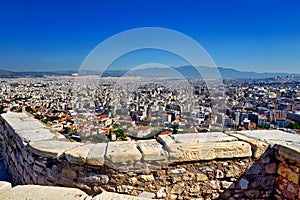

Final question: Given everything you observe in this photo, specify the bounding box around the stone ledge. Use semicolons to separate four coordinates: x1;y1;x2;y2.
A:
65;144;96;165
86;143;107;166
0;182;153;200
94;191;156;200
0;181;11;194
0;183;89;200
28;140;81;159
105;141;142;163
137;139;168;161
3;112;300;171
228;132;269;159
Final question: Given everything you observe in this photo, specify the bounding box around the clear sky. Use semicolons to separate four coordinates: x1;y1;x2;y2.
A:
0;0;299;73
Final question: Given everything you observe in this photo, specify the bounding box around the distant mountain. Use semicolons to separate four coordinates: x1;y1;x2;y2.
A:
217;67;300;79
0;67;299;79
0;70;76;78
100;66;300;79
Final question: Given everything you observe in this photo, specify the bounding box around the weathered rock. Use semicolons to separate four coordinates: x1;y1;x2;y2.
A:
94;191;152;200
158;133;252;162
278;144;300;163
199;166;213;173
261;176;275;189
215;169;224;179
65;144;95;165
0;184;89;200
106;141;142;163
239;178;249;189
171;182;185;195
277;163;299;184
0;181;11;194
78;174;109;185
226;165;241;177
182;172;194;181
245;163;262;175
196;173;209;181
228;132;269;158
137;139;168;161
28;140;80;159
189;184;200;193
129;177;138;186
156;187;167;198
139;175;154;182
116;185;134;194
221;181;234;189
86;143;107;166
138;191;155;198
207;180;219;190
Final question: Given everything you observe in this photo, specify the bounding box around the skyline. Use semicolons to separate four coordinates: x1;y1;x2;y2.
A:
0;0;300;73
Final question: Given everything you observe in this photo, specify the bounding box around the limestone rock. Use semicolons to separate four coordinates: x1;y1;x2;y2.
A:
65;144;95;165
94;191;152;200
137;139;168;161
196;173;208;181
138;191;155;198
228;132;269;158
106;141;142;163
0;181;11;194
159;133;252;162
0;184;89;200
28;140;80;159
226;165;241;177
156;187;167;198
171;182;185;195
139;175;154;182
86;143;107;166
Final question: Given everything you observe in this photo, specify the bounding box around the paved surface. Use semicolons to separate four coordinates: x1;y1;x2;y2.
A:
237;130;300;144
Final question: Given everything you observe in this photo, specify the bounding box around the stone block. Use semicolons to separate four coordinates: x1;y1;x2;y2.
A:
228;132;269;158
28;140;80;159
137;139;168;161
159;133;252;162
0;184;89;200
105;141;142;163
239;178;249;189
93;191;151;200
65;144;95;165
86;143;107;166
78;174;109;185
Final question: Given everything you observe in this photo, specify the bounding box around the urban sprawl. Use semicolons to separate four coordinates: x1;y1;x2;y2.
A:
0;75;300;143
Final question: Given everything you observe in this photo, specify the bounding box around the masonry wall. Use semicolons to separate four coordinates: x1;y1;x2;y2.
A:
0;112;299;200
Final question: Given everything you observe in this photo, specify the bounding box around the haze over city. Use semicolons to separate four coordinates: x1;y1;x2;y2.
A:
0;0;300;73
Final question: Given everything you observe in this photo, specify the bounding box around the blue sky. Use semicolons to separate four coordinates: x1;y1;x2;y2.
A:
0;0;299;73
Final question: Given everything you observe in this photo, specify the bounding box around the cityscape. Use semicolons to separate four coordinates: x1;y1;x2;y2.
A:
0;74;300;144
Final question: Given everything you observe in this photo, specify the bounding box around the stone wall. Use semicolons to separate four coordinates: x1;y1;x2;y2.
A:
0;112;300;199
274;144;300;200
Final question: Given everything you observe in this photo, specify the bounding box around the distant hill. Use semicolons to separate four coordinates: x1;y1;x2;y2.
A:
0;70;76;78
0;66;299;79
